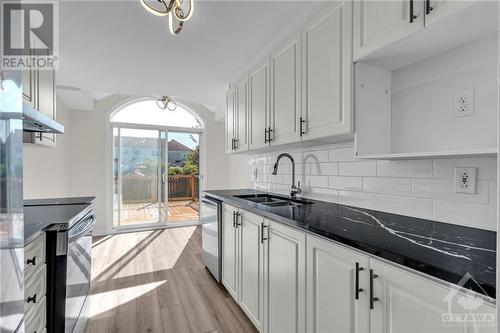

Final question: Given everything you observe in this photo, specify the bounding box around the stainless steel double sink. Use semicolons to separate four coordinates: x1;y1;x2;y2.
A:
234;194;313;207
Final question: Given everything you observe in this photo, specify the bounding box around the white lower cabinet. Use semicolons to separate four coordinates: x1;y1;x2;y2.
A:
265;219;306;333
222;203;239;300
370;259;496;333
240;210;265;331
222;207;496;333
306;235;369;333
222;204;266;331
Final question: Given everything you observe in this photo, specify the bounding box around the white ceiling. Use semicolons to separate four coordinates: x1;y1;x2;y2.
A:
57;0;332;119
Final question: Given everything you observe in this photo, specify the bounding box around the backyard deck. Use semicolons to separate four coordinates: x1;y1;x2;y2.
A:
115;200;199;225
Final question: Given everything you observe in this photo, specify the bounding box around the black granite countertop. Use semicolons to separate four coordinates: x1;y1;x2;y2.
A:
23;197;95;245
204;189;496;299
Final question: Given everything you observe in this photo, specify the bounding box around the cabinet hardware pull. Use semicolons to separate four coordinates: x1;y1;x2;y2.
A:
26;256;36;266
425;0;433;14
260;223;269;243
231;138;234;150
27;294;37;304
355;262;364;300
232;211;237;228
268;127;273;142
235;212;242;227
234;138;238;150
264;128;268;143
409;0;418;23
369;269;380;309
299;117;306;137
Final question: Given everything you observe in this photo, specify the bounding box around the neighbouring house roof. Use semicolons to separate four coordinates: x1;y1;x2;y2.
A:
168;139;192;152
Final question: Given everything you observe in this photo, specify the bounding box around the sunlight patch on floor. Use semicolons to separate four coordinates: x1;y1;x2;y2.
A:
88;280;166;317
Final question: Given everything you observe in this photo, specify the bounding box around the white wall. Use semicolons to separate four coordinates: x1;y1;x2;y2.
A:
248;142;497;231
23;98;73;199
23;95;232;235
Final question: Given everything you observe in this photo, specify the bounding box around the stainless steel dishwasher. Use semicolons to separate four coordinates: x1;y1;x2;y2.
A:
200;195;222;282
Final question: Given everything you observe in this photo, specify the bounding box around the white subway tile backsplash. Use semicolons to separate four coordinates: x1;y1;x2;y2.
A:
303;150;329;163
376;160;433;178
489;181;497;205
434;157;497;180
303;187;339;203
329;147;356;162
247;141;497;231
339;161;376;176
363;177;412;196
329;176;363;191
377;195;433;219
309;162;339;176
413;179;489;204
433;200;496;230
305;175;329;189
339;191;377;210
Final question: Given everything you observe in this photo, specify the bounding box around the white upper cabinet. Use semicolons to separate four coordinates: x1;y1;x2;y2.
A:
235;79;249;152
306;235;370;333
270;35;302;146
370;259;496;333
225;89;236;154
424;0;475;27
248;62;270;150
353;0;425;61
302;1;353;141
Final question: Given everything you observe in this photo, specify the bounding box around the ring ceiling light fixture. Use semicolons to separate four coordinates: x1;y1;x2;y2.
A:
141;0;193;35
156;96;178;111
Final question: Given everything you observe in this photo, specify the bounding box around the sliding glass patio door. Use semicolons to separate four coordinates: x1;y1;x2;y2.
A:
113;127;200;228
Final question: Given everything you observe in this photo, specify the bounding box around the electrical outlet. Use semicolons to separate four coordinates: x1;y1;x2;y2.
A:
454;167;477;194
454;89;474;118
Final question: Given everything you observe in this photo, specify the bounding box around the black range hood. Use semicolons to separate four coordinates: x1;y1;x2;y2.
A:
23;105;64;134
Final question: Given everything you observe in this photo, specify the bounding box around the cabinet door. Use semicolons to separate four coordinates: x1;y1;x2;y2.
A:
225;89;236;154
235;80;248;152
265;219;305;333
424;0;475;27
270;35;301;146
222;204;239;300
239;210;265;331
370;259;497;333
302;1;353;141
306;235;370;333
249;62;270;150
22;65;36;110
353;0;424;61
36;58;56;146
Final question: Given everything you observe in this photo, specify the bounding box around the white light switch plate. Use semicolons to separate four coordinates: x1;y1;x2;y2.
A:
454;167;477;194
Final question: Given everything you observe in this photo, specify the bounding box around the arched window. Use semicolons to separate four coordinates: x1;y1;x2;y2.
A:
111;99;203;128
110;98;204;230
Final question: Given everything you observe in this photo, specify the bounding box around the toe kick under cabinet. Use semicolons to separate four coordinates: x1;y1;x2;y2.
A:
221;203;496;333
24;233;47;333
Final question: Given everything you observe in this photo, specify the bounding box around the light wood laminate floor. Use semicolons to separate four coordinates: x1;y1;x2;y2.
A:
85;226;257;333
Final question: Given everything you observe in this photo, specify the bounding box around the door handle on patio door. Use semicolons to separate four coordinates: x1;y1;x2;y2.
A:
162;172;167;183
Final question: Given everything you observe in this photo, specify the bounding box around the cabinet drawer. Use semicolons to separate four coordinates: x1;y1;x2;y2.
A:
24;234;45;280
25;296;46;333
25;264;46;316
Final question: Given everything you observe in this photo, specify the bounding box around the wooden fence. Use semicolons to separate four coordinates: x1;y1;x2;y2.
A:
120;174;199;203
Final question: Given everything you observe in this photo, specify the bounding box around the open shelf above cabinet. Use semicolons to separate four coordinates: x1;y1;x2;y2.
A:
354;1;498;160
